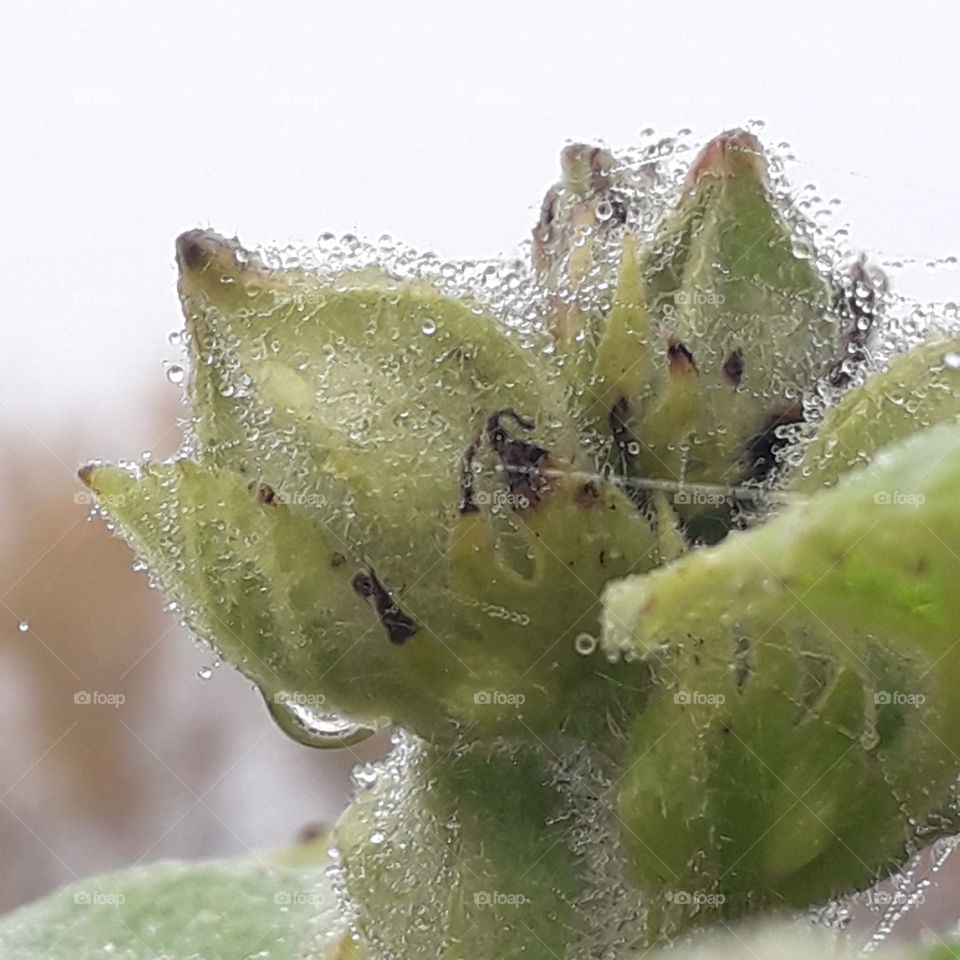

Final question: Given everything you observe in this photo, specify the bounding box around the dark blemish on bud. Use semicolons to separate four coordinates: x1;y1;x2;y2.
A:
351;571;375;598
598;551;607;566
574;480;602;508
733;636;751;692
721;724;731;735
667;338;698;374
745;404;804;483
330;552;346;569
723;348;744;387
352;569;418;645
915;557;929;575
252;482;277;505
458;439;481;515
486;409;550;507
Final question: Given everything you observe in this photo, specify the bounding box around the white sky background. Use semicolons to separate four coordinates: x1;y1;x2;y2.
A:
1;0;959;444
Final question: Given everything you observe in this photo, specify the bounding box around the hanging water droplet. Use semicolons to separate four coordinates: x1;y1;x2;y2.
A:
166;364;185;385
17;620;29;633
197;665;213;680
262;690;379;748
369;831;386;845
574;632;598;656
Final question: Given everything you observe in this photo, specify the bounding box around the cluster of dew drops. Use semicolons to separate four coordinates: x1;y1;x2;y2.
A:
65;124;960;949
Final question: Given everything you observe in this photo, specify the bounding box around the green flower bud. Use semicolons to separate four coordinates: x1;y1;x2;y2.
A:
532;144;628;389
83;231;660;744
605;132;839;539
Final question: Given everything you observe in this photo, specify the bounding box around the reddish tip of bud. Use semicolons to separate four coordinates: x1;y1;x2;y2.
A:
176;230;216;272
77;465;95;487
687;130;766;187
175;230;253;276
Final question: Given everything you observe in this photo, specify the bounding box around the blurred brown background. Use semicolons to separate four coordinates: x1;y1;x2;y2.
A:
0;389;387;912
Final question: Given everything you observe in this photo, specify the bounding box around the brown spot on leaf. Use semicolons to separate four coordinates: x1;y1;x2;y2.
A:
352;569;418;645
330;552;346;569
458;439;481;515
486;409;550;507
723;348;744;387
574;480;602;508
667;338;699;375
254;482;277;505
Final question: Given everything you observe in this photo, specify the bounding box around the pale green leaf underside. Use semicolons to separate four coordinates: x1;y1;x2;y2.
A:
0;852;347;960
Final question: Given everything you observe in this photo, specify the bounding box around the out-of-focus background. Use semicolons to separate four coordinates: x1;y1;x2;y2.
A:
2;0;959;930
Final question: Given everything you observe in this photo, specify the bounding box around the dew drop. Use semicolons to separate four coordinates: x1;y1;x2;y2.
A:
263;690;379;748
17;620;29;633
166;364;185;385
942;352;960;370
595;200;614;222
197;665;213;681
575;633;599;656
420;319;437;337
